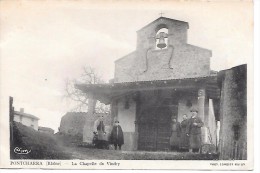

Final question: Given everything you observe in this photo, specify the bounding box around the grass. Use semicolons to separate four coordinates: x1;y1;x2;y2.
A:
11;122;71;160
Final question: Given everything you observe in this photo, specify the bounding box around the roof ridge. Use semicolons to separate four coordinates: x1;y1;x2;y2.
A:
14;111;39;120
137;17;188;32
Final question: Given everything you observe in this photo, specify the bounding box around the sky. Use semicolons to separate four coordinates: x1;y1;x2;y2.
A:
0;0;253;132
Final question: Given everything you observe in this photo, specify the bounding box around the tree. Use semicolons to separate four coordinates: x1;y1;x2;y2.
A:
64;66;110;113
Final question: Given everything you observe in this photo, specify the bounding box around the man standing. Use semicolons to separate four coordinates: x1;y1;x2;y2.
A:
187;108;204;153
110;120;124;150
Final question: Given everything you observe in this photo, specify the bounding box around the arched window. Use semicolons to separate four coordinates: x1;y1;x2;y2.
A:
155;27;168;50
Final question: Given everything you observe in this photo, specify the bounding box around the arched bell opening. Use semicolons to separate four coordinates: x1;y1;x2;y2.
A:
155;27;168;50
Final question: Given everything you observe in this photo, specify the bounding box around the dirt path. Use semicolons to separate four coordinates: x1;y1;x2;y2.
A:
63;146;218;160
64;146;124;160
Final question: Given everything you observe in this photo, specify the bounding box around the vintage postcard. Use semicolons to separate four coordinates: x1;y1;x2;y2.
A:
0;0;254;170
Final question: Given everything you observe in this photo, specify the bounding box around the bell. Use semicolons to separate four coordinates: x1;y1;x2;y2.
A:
156;32;167;49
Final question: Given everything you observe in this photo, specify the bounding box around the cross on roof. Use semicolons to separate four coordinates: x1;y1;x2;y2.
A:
159;11;164;17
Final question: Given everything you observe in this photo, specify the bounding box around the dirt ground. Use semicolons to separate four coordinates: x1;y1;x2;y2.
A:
11;122;218;160
64;146;219;160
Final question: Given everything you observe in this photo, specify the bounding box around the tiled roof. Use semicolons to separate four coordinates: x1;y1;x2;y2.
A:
76;74;220;102
76;75;218;89
38;126;54;131
14;111;40;120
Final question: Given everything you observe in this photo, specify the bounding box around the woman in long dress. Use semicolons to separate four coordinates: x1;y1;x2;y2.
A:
93;115;108;149
179;114;190;152
110;120;124;150
170;118;181;151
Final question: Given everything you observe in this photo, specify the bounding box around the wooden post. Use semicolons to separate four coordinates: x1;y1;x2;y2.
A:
9;96;14;156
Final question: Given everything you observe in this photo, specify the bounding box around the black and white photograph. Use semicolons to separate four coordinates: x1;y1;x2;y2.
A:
0;0;254;170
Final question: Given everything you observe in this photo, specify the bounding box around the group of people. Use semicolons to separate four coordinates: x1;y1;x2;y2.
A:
93;115;124;150
170;108;204;153
93;108;203;152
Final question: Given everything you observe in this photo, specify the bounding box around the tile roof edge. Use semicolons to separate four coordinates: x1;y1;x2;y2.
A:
78;75;218;86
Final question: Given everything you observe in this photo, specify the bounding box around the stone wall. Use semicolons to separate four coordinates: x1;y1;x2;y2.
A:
60;112;111;138
218;64;247;160
59;112;86;136
114;52;138;82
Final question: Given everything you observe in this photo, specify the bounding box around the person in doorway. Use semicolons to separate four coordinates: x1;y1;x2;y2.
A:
186;108;204;153
170;117;181;151
110;120;124;150
179;114;190;152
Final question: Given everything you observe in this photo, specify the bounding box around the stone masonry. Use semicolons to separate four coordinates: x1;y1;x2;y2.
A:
114;17;212;83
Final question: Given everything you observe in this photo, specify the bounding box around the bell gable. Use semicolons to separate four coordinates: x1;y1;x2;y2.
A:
114;17;212;83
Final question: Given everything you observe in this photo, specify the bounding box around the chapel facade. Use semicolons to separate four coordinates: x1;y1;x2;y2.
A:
77;17;220;151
